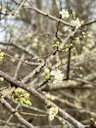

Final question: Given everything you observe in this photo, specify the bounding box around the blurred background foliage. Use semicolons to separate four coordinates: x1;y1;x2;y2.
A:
0;0;96;127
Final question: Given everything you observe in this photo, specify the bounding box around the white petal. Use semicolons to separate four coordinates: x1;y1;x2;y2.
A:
50;70;56;76
48;115;54;121
53;80;57;84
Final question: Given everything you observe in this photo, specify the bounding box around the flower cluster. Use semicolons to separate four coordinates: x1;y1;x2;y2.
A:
44;68;64;85
44;68;51;80
50;70;64;85
59;9;84;31
82;31;92;38
10;88;32;106
59;9;69;19
48;106;58;121
74;37;80;44
71;18;82;29
52;41;60;48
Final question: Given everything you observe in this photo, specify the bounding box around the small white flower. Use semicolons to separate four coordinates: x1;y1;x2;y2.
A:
48;114;54;121
59;9;69;19
51;70;64;85
32;38;38;47
71;18;81;29
63;26;69;32
45;93;55;100
44;68;50;74
48;107;58;121
50;70;55;76
34;38;38;43
0;77;4;82
44;68;51;80
87;31;92;38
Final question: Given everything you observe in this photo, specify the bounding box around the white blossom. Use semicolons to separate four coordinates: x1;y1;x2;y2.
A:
51;70;64;85
71;18;81;29
48;107;58;121
63;26;69;32
44;68;51;80
87;31;92;38
0;77;4;81
59;9;69;19
44;68;50;74
45;93;55;100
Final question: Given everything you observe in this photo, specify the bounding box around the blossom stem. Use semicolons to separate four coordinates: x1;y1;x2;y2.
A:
66;48;71;80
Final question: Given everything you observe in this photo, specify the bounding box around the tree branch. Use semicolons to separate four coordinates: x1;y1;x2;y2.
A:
0;98;34;128
0;70;85;128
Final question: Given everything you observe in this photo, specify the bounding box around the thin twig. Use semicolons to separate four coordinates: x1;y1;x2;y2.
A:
0;98;34;128
66;48;71;80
